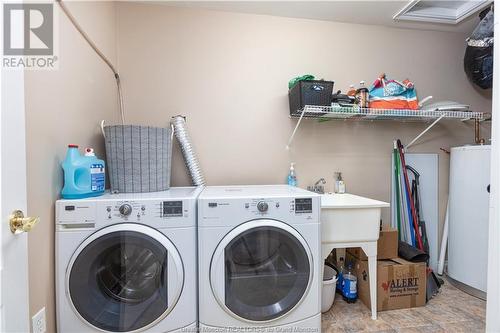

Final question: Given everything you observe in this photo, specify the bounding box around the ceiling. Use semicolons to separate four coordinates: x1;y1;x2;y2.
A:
147;1;484;33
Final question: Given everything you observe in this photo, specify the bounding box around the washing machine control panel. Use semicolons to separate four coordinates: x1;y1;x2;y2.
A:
104;200;187;222
162;201;183;217
294;198;313;214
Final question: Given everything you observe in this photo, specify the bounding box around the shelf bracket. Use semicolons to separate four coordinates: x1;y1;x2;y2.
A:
286;109;306;150
475;118;486;144
406;114;445;150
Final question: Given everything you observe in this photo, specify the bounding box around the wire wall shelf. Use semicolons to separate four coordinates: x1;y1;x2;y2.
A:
290;105;488;122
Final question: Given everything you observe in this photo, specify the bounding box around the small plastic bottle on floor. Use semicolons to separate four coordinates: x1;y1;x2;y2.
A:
342;263;358;303
336;257;345;292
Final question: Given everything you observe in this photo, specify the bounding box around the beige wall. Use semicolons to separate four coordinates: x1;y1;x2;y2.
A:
23;2;492;332
116;3;491;224
25;2;119;332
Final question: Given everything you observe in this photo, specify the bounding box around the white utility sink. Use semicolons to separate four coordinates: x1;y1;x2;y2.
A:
321;193;390;243
320;193;389;320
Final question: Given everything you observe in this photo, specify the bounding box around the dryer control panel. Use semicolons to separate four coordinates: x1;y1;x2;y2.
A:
201;195;320;226
237;198;314;215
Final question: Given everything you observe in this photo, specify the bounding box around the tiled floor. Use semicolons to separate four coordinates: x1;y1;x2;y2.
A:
321;280;486;332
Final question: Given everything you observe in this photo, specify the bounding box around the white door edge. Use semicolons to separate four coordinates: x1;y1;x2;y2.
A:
1;49;30;332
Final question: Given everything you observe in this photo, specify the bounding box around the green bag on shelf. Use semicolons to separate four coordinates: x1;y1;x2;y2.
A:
288;74;315;89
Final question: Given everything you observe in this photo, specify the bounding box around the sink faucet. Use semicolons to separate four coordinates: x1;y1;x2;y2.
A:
315;178;326;186
308;178;326;194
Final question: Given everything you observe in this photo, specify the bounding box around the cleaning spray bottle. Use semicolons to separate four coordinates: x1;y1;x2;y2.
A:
287;162;297;186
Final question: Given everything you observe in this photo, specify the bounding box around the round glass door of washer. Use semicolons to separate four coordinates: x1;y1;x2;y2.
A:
210;220;312;322
67;223;183;332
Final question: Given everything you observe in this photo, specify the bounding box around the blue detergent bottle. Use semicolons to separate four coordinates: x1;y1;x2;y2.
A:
61;145;105;199
342;263;358;303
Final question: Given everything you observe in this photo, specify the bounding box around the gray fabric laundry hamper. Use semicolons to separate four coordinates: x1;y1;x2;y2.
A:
104;125;172;193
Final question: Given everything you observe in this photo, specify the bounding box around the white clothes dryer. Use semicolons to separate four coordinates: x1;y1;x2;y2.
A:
198;185;321;332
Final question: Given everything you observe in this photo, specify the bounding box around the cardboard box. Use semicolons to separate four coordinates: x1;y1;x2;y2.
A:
347;252;426;311
347;225;398;260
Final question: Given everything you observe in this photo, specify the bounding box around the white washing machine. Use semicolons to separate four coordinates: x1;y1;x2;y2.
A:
198;185;321;332
55;187;202;333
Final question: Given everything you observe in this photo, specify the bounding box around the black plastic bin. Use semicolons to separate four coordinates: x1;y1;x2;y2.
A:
288;80;334;115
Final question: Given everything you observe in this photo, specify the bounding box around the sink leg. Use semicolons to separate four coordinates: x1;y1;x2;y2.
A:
360;242;378;320
368;254;377;320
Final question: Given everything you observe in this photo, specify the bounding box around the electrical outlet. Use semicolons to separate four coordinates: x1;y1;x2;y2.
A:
32;307;46;333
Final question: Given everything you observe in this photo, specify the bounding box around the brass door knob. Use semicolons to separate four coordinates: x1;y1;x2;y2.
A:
9;210;39;234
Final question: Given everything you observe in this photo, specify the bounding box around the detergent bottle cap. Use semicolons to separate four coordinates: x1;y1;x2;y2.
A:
84;148;95;156
68;144;79;148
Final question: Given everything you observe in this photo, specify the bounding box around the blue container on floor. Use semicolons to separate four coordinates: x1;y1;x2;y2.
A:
61;145;105;199
341;264;358;303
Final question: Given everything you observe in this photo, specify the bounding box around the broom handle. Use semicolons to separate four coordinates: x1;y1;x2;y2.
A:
398;140;424;250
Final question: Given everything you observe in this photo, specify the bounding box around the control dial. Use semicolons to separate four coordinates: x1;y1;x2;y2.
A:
119;203;133;216
257;201;269;213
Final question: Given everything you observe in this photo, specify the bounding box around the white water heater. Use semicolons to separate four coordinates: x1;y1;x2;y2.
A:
448;145;490;298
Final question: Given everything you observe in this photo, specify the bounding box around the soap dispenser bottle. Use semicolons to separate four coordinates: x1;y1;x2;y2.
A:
334;172;346;194
287;162;297;186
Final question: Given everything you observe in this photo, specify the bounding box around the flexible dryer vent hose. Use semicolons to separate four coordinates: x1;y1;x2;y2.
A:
171;116;206;186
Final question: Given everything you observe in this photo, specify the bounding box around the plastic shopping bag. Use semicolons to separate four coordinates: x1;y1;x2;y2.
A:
369;75;418;110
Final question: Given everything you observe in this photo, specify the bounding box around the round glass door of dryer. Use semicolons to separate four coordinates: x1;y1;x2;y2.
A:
67;224;183;332
210;220;312;322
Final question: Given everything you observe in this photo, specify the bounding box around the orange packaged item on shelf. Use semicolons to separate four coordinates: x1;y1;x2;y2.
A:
369;74;418;110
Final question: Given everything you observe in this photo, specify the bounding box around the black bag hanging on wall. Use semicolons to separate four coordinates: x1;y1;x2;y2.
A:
464;7;494;89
